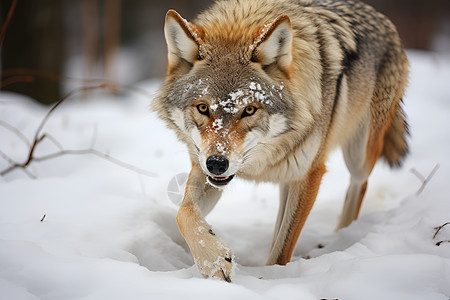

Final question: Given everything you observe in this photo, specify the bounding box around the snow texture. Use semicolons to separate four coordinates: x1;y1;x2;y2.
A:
1;51;450;300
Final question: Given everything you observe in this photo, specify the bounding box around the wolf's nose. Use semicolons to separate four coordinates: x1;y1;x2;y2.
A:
206;155;229;175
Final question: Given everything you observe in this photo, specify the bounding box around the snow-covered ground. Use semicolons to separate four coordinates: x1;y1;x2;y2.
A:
1;51;449;300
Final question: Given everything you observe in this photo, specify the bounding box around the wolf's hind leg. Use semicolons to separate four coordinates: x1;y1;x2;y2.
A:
337;48;408;230
337;112;372;230
337;106;395;230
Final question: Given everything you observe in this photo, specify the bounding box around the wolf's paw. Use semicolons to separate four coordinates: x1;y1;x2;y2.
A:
192;238;234;282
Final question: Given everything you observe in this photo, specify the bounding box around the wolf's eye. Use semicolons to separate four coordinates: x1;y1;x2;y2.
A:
241;105;257;118
197;103;210;116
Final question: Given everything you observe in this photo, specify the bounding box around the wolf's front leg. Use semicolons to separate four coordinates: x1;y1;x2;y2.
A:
176;163;234;282
267;162;326;265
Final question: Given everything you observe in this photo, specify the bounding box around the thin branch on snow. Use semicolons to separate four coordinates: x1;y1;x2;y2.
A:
435;240;450;246
0;150;14;165
433;222;450;239
2;85;106;176
433;222;450;246
410;169;425;182
44;133;64;151
33;148;156;178
0;83;156;179
0;120;32;147
410;164;440;195
0;149;39;178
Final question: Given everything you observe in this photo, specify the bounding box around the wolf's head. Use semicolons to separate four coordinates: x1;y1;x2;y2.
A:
153;9;308;187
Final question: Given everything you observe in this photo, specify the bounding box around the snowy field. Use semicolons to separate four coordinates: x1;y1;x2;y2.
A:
1;51;450;300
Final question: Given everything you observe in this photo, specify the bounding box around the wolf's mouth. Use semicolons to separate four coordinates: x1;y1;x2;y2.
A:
207;175;235;186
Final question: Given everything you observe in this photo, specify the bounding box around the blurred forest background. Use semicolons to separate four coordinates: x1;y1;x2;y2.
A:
1;0;449;104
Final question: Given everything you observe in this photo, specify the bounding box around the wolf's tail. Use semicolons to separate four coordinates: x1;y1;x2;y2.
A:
381;102;409;168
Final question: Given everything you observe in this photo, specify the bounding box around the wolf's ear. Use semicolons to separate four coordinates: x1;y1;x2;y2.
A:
250;15;293;76
164;10;204;71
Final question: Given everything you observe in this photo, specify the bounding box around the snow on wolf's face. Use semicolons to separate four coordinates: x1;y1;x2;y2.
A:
169;75;289;187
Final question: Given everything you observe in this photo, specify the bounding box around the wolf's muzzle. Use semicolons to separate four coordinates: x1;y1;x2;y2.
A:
207;174;235;186
206;155;229;175
206;155;235;187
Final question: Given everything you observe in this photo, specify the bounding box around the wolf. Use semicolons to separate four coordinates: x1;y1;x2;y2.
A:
153;0;409;282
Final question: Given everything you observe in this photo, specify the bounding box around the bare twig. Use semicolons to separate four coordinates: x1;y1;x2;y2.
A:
410;164;440;195
43;133;64;151
1;83;157;178
35;85;106;140
0;149;37;178
433;222;450;239
0;0;18;46
0;149;16;165
433;222;450;246
410;168;425;182
33;149;156;178
0;120;31;147
21;168;37;179
40;214;46;222
435;240;450;246
0;85;106;176
3;163;37;179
